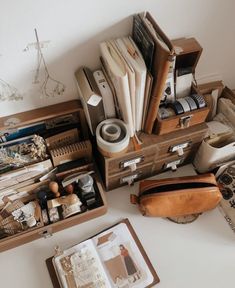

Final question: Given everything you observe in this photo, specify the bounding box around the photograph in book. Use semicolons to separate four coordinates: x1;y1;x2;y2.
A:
92;223;154;288
51;220;158;288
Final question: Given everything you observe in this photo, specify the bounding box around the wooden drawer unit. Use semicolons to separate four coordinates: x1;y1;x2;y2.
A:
105;150;195;191
154;38;209;135
97;123;208;190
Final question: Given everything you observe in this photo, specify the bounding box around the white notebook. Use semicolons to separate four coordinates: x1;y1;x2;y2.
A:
100;41;135;137
93;70;116;119
111;39;136;130
116;37;147;131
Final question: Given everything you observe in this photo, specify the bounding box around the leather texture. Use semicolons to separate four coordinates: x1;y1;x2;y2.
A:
131;173;222;217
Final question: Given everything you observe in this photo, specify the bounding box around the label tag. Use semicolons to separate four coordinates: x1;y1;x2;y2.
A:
87;95;102;106
164;159;184;170
170;142;191;153
120;173;141;184
120;156;144;169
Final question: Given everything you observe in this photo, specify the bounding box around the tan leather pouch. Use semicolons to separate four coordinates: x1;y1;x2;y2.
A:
130;173;222;217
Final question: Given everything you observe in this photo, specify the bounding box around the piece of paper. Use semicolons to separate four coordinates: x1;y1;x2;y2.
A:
176;73;192;98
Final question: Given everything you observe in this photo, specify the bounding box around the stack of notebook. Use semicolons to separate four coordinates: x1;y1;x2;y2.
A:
75;12;175;136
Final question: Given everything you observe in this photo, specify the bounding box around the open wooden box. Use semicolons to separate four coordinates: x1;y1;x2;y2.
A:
0;101;107;252
155;37;209;135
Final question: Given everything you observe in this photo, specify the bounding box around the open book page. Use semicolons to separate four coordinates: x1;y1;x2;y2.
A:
92;222;154;288
53;239;112;288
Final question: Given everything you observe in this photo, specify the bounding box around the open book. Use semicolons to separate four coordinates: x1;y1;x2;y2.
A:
47;219;159;288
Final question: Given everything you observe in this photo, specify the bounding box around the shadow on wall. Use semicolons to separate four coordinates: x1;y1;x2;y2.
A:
0;16;132;117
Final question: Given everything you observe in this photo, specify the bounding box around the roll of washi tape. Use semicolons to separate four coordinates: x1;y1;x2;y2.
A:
177;98;191;113
158;107;169;119
158;107;176;119
168;101;184;115
101;123;121;142
96;118;130;158
190;94;206;108
167;107;176;117
184;96;198;111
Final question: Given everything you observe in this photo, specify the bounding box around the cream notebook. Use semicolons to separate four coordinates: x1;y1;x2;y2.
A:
111;40;136;130
100;41;135;137
116;37;147;131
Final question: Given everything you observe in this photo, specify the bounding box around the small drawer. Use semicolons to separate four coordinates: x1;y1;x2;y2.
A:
155;83;209;136
153;150;194;174
157;123;208;158
106;163;154;191
106;146;158;176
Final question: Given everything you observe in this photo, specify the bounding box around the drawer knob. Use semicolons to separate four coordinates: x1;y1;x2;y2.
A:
171;164;177;171
130;163;137;172
119;156;144;170
169;141;191;156
179;115;192;128
164;159;184;171
127;179;135;186
177;147;184;156
120;173;141;186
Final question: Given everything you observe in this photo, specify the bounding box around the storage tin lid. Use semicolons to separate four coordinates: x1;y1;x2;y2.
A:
172;37;203;74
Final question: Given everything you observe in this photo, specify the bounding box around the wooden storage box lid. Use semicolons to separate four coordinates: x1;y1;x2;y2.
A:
172;37;202;74
0;100;83;130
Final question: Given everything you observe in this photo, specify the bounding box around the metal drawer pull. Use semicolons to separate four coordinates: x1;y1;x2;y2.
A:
169;141;191;156
164;159;184;171
179;115;192;128
120;173;141;186
120;156;144;171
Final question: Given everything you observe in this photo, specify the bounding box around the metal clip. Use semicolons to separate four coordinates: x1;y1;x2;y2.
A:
179;115;192;128
120;173;141;186
39;228;53;239
164;159;184;171
169;141;191;156
120;156;144;171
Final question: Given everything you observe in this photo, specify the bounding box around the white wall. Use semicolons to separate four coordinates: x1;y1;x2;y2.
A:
0;0;234;117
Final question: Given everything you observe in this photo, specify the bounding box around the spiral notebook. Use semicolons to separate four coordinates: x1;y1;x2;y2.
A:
46;218;160;288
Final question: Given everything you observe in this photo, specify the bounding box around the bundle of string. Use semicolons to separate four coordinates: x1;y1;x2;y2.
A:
0;79;23;102
34;28;65;98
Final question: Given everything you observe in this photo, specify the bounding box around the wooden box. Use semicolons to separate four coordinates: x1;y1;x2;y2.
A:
96;123;208;190
155;38;209;135
0;101;107;252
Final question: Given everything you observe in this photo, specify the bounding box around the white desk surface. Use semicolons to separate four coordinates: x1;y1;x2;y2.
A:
0;164;234;288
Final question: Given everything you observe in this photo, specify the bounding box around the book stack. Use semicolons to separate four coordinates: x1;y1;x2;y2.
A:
75;11;175;140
